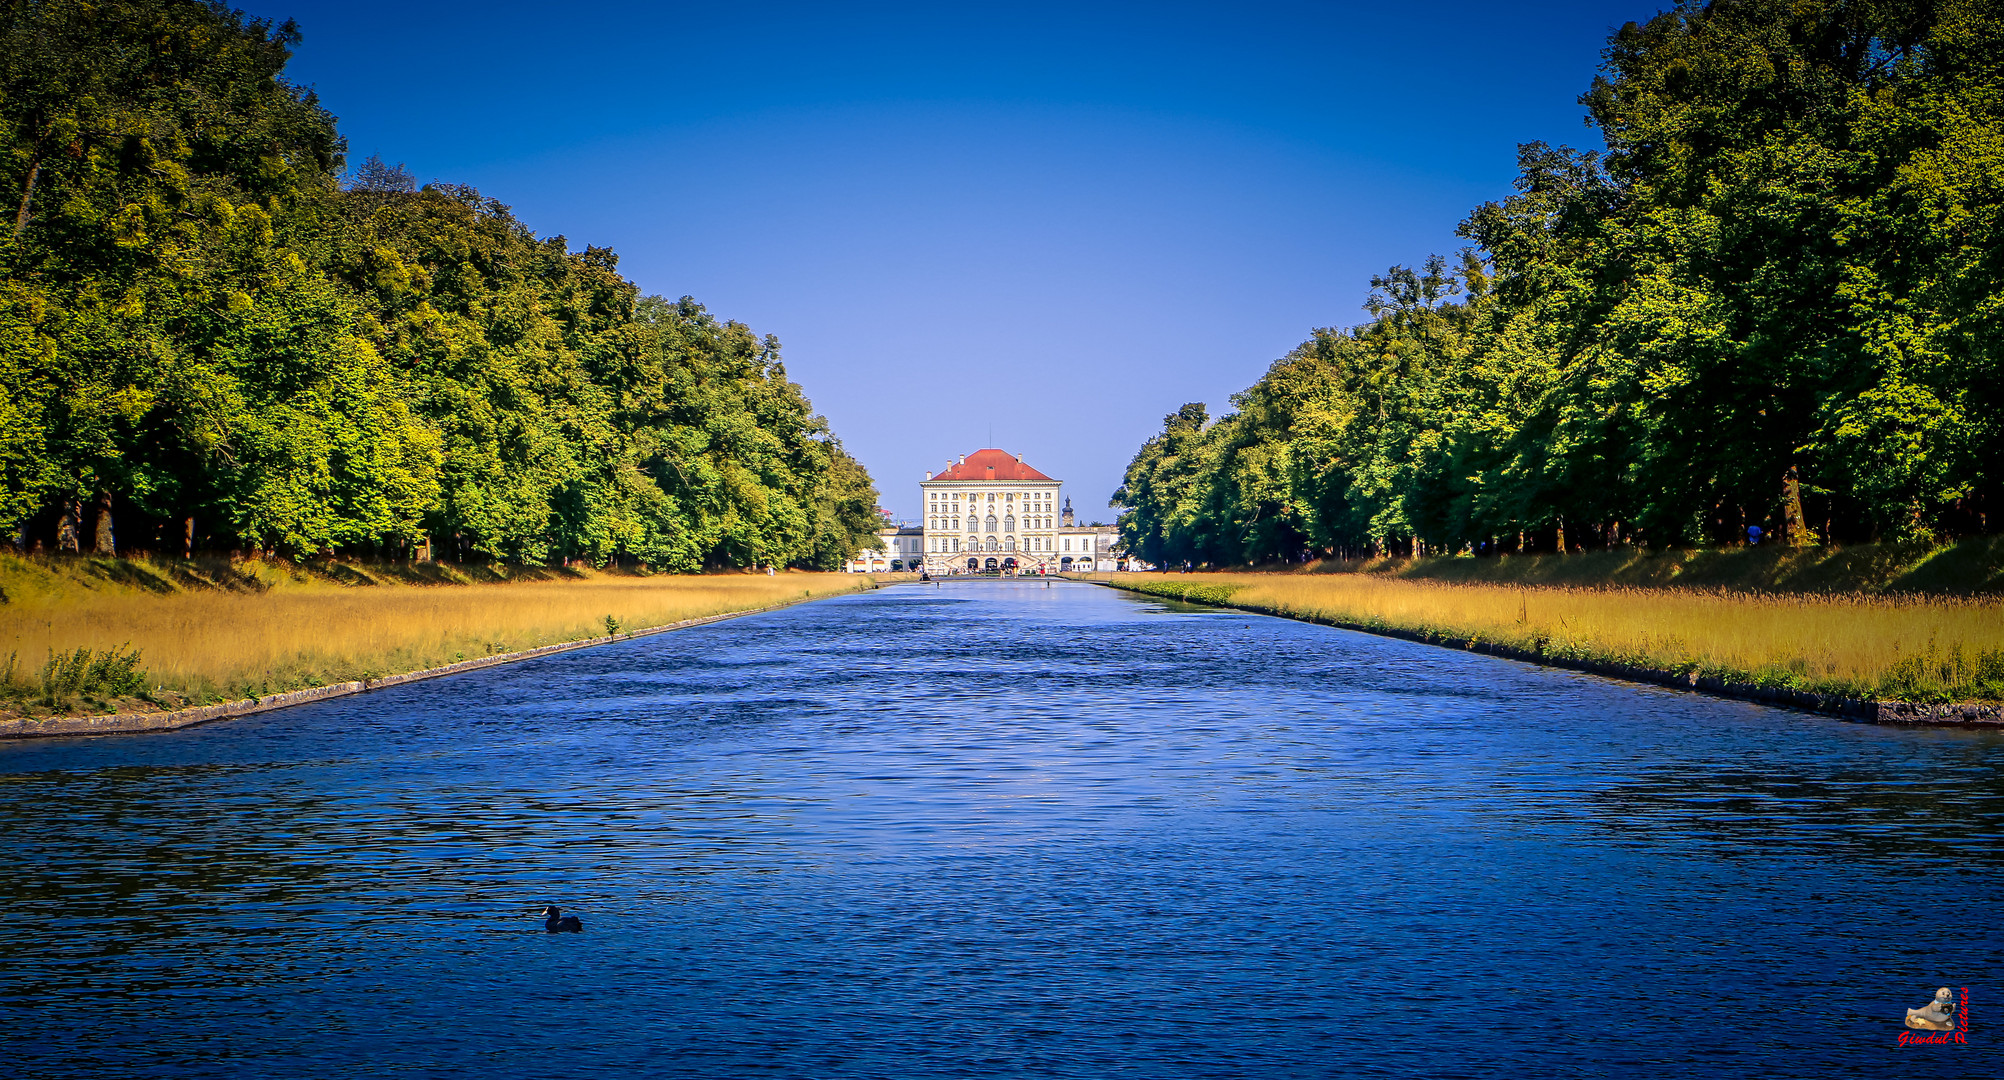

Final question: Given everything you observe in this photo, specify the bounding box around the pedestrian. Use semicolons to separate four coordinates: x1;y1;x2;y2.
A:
1747;524;1763;547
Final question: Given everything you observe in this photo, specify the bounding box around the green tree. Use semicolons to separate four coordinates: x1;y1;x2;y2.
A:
0;1;880;569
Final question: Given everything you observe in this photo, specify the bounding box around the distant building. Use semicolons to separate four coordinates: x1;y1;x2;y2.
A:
918;448;1064;575
839;448;1149;574
845;522;925;573
1052;498;1132;572
837;448;1148;575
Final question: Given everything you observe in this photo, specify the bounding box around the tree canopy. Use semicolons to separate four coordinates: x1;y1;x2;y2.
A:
1116;0;2004;566
0;0;879;569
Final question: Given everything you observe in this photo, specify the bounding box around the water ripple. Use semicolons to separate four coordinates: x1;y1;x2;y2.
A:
2;581;2000;1078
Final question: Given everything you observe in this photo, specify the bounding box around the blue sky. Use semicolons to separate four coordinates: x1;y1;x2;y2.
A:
243;0;1654;521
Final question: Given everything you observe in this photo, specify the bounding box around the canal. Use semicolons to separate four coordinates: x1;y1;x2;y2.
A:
1;581;1998;1077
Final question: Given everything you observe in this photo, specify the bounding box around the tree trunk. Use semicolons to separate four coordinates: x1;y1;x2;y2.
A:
1782;465;1811;547
13;150;40;238
182;516;196;559
91;492;115;555
1555;518;1567;555
56;498;82;553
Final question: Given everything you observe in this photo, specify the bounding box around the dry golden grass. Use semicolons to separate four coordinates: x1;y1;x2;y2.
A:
1108;573;2004;702
0;557;869;715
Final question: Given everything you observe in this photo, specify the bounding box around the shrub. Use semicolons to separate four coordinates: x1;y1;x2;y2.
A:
39;645;150;704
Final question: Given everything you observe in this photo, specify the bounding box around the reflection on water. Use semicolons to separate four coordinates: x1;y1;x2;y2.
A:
2;581;1999;1078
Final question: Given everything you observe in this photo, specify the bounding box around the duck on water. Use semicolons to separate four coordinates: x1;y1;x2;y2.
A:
543;906;583;933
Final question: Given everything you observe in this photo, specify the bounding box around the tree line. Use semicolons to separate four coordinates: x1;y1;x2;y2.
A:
1116;0;2003;568
0;0;881;570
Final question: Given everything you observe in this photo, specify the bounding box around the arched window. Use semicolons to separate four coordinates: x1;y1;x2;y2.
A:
1003;515;1015;532
985;514;997;532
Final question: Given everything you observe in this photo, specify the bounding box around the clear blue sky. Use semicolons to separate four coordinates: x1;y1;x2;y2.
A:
242;0;1652;523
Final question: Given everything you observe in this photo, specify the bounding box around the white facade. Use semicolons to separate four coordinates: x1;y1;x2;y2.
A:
844;524;925;573
919;449;1064;575
1053;522;1125;572
841;448;1149;575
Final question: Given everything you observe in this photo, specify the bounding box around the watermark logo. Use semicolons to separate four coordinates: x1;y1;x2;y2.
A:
1898;986;1968;1046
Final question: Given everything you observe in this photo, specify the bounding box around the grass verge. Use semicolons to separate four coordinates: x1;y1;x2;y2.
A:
1101;573;2004;706
1;553;873;719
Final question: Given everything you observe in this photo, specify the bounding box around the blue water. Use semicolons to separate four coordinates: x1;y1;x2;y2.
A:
1;581;1998;1077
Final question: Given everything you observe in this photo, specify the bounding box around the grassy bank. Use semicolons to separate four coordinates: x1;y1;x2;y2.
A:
1101;573;2004;705
1293;537;2004;595
0;554;871;719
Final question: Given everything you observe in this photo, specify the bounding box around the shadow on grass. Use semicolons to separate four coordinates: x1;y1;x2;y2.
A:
1290;537;2004;596
2;552;639;606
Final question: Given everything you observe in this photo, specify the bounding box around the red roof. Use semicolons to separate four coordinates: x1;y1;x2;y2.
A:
930;448;1056;482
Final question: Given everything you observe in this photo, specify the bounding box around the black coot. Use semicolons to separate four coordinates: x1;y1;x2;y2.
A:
542;905;583;933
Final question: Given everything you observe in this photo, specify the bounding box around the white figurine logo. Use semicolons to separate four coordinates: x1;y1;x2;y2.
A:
1905;987;1957;1032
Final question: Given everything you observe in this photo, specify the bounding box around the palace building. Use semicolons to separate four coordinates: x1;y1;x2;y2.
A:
919;448;1064;574
842;448;1146;574
841;448;1154;573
